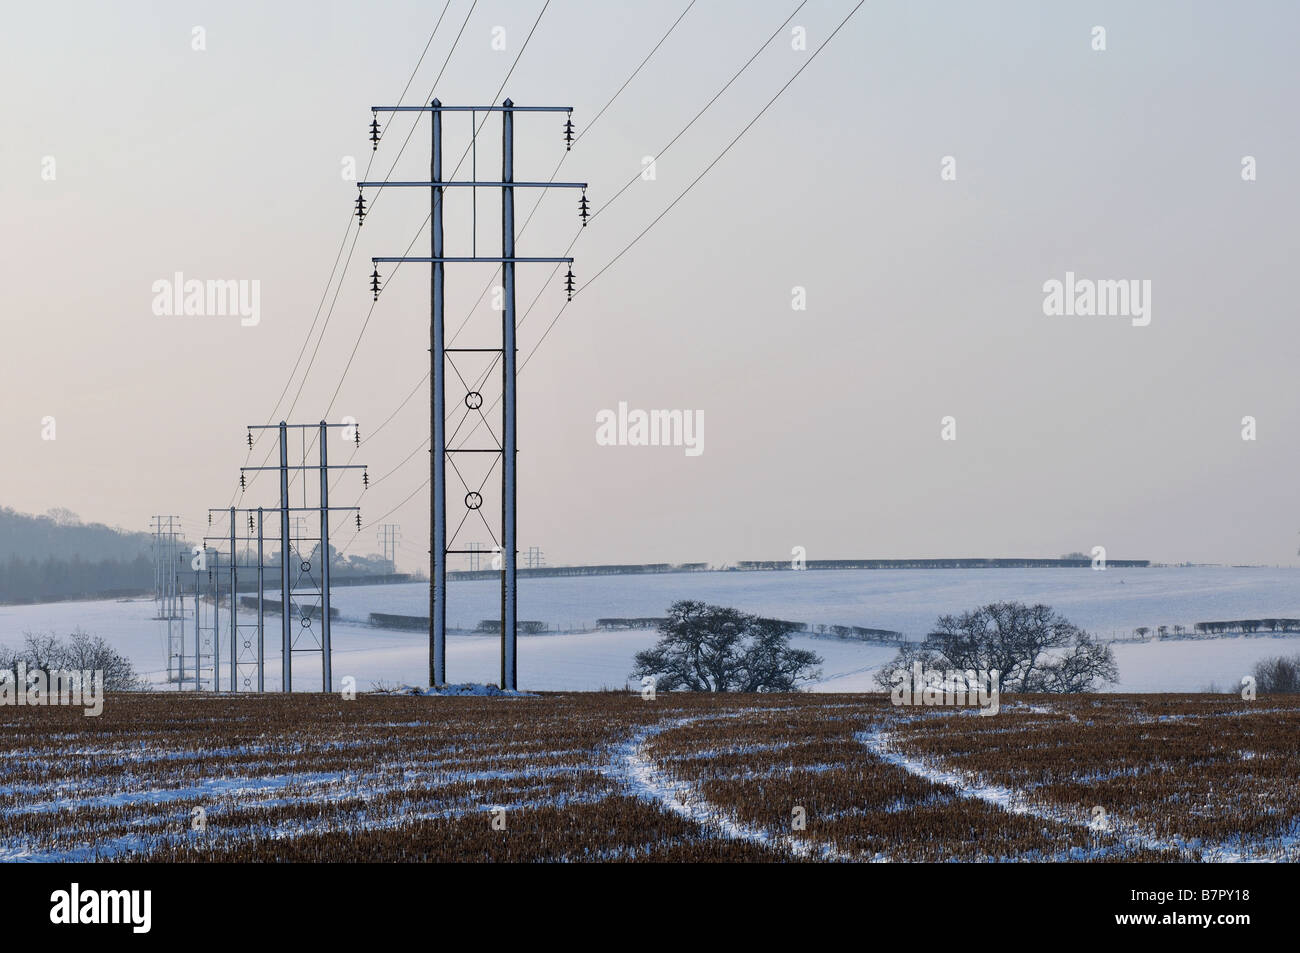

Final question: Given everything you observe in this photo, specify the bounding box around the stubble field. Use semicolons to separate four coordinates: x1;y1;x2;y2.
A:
1;692;1296;862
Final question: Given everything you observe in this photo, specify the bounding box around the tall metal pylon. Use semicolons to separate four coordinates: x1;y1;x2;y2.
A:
359;98;586;690
377;523;401;570
192;560;214;690
151;516;185;683
241;421;365;692
204;506;274;692
466;541;485;572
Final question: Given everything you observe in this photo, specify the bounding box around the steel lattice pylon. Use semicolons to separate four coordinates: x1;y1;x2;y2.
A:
359;98;586;690
237;422;366;692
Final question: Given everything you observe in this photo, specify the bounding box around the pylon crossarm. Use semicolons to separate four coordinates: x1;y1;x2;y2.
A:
240;465;367;472
358;181;585;189
372;257;574;264
371;105;571;112
204;507;358;516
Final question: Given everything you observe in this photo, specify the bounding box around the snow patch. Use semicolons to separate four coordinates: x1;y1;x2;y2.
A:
606;716;877;862
856;726;1295;862
373;682;537;698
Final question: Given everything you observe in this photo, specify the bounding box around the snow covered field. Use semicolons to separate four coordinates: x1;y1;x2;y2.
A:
4;693;1294;862
0;567;1297;693
327;566;1300;639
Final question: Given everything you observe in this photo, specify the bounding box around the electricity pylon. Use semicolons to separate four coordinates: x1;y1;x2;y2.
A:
204;506;273;692
359;98;587;690
240;421;365;692
377;523;401;571
151;516;185;682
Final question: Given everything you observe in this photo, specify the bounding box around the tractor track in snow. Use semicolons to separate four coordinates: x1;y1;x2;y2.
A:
858;705;1299;862
606;713;878;862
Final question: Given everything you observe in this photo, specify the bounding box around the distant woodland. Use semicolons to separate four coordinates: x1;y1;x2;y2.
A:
0;507;402;604
0;508;157;603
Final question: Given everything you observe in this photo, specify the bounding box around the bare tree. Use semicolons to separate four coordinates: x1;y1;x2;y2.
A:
631;601;822;693
63;628;147;690
737;617;823;692
936;603;1079;690
1253;654;1300;693
4;629;146;691
877;602;1119;694
21;632;69;672
1031;634;1119;692
872;641;944;691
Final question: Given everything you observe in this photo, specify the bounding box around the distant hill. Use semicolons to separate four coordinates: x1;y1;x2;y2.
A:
0;507;158;562
0;507;399;605
0;507;170;604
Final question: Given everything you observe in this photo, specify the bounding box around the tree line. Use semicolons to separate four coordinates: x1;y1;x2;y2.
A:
0;552;155;604
1129;619;1300;639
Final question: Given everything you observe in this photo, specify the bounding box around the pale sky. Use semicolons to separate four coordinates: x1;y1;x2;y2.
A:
3;1;1298;571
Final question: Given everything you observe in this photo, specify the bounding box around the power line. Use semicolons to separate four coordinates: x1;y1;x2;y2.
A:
299;0;565;511
329;1;863;558
588;0;808;225
582;1;698;140
285;0;484;450
366;0;477;215
442;0;699;353
363;477;430;534
390;3;453;112
316;0;553;430
529;0;865;359
333;0;698;450
325;0;743;500
418;0;831;447
456;0;868;453
280;0;554;507
248;3;453;445
235;1;465;504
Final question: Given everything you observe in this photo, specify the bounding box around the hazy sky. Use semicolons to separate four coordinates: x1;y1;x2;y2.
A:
3;1;1299;571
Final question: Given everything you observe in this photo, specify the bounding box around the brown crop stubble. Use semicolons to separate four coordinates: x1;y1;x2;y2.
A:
0;692;1293;861
877;695;1300;857
647;701;1111;861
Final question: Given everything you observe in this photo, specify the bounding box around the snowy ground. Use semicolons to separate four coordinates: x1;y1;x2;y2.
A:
0;567;1298;693
9;693;1291;862
328;566;1300;640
